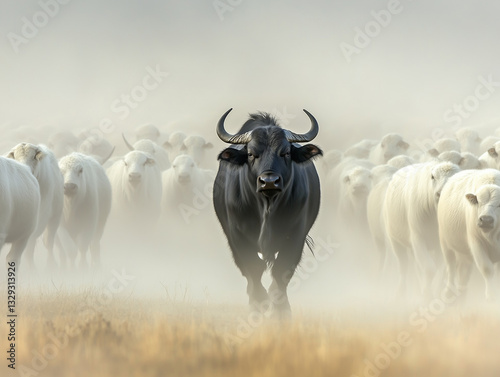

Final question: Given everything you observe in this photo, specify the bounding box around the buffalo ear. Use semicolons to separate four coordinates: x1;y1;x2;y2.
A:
466;193;478;205
218;147;247;165
291;144;323;163
6;151;14;159
35;149;45;161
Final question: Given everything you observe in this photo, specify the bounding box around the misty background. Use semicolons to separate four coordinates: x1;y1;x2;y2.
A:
1;0;500;308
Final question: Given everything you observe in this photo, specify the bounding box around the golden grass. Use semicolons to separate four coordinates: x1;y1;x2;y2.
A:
2;290;500;377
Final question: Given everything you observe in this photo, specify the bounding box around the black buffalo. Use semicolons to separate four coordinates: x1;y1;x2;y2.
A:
213;108;322;317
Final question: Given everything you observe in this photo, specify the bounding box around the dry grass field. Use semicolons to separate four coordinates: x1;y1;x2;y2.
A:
2;287;500;377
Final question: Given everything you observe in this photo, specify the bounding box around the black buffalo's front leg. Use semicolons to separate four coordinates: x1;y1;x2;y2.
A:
231;242;269;311
268;237;304;319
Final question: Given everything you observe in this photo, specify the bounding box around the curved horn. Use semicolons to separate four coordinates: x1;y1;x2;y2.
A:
284;109;319;143
101;146;115;165
122;133;134;151
216;108;253;144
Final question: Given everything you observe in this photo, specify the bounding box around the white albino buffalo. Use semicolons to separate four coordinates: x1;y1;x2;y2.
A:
438;169;500;301
338;165;372;230
344;139;378;159
161;154;214;224
367;164;398;271
135;123;161;142
181;135;213;167
59;153;112;269
455;127;481;155
122;134;170;171
433;138;461;153
383;161;461;297
78;136;115;165
7;143;63;269
0;156;40;267
387;155;415;169
328;157;374;221
479;141;500;169
47;131;80;158
369;133;409;165
107;150;162;223
479;135;500;155
163;131;187;163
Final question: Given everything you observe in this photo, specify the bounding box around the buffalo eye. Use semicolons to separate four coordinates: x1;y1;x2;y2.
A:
281;152;290;158
431;174;435;180
123;161;128;167
248;152;257;158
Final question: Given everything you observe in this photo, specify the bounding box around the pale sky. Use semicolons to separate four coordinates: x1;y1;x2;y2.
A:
2;0;500;148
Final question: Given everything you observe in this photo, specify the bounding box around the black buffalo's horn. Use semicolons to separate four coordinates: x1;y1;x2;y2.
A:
216;108;253;144
284;109;319;143
122;133;135;151
216;108;319;144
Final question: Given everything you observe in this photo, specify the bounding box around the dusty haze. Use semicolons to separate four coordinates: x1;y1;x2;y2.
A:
1;1;500;376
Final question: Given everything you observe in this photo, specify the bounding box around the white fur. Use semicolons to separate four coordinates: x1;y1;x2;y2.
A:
59;153;112;269
7;143;63;269
0;156;41;267
181;135;213;167
455;127;481;155
438;169;500;300
369;133;409;165
133;139;170;171
161;154;215;224
107;150;162;222
383;161;461;296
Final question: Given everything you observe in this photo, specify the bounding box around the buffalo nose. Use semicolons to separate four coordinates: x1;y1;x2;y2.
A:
479;215;494;228
129;172;141;181
257;173;282;194
64;183;77;195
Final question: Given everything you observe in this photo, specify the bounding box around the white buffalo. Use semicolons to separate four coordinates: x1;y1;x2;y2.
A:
479;141;500;169
135;123;161;143
0;157;40;268
107;150;163;223
163;131;187;163
344;139;378;159
367;164;398;271
438;169;500;301
369;133;409;165
123;134;170;171
78;136;115;165
383;161;461;297
181;135;213;167
47;131;80;158
59;153;112;269
161;154;214;224
455;127;481;155
7;143;64;269
338;166;372;230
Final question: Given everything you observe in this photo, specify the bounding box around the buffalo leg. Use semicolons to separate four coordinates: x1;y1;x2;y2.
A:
269;242;303;318
232;244;268;310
